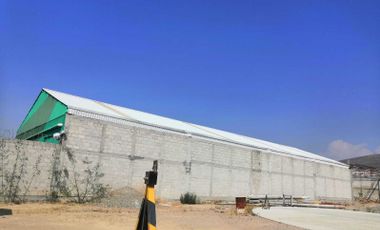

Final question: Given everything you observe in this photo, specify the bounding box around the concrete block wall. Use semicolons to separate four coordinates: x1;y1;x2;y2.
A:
63;114;352;201
0;139;59;196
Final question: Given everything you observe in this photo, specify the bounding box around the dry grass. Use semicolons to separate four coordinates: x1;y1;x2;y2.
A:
346;200;380;213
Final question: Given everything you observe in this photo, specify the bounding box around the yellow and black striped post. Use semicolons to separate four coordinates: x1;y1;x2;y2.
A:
136;160;158;230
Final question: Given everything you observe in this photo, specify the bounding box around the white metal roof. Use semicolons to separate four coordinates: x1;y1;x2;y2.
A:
43;88;346;167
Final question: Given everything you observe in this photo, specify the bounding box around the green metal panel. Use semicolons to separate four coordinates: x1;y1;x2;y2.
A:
16;90;68;143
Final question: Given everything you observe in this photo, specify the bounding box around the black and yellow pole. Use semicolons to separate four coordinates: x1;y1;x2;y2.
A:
136;160;158;230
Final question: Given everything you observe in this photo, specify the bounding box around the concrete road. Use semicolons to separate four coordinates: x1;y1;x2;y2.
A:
252;207;380;230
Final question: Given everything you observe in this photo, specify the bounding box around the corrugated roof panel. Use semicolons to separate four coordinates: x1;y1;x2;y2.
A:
190;123;336;163
43;88;345;166
44;88;123;119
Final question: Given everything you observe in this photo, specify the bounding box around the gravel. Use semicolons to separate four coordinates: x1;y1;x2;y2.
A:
98;187;144;208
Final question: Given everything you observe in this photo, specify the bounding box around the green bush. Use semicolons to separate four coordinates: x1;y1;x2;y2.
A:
180;192;198;204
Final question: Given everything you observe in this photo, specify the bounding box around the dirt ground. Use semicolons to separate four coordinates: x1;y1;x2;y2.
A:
0;203;300;230
346;201;380;213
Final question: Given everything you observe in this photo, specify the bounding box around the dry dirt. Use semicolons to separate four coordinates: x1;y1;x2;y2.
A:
0;203;301;230
346;201;380;213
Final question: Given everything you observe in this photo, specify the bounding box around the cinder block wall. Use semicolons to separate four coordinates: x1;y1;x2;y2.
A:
64;114;352;201
0;139;59;197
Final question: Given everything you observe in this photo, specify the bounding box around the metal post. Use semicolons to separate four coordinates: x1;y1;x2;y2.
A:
378;179;380;202
1;142;4;201
263;194;270;209
291;195;293;206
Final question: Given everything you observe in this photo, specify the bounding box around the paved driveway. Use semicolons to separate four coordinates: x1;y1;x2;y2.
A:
252;207;380;230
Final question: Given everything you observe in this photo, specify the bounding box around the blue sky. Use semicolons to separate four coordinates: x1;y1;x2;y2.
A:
1;0;379;159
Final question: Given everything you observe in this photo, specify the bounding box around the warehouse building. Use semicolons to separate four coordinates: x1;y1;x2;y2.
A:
16;88;352;200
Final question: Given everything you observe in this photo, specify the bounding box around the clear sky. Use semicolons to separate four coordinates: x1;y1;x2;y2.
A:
1;0;379;160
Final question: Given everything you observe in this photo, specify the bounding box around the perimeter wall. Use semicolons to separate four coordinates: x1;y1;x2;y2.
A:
0;139;58;198
63;114;352;201
350;168;380;201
